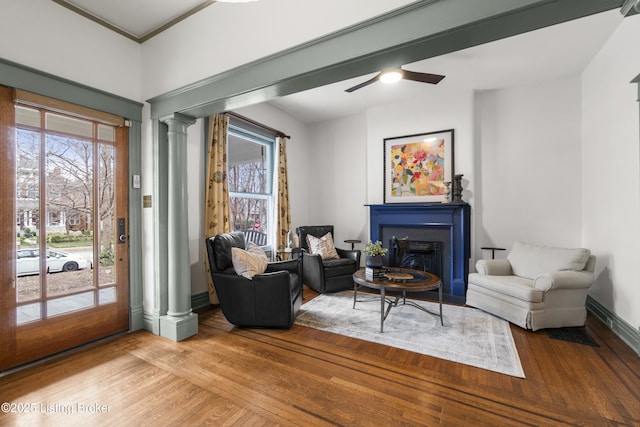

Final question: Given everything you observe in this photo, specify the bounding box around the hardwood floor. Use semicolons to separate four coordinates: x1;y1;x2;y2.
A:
1;288;638;426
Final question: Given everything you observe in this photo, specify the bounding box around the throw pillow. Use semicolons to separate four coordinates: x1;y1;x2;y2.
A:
231;241;268;279
306;232;340;260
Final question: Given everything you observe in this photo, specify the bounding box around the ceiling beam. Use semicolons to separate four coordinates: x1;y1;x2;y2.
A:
147;0;624;119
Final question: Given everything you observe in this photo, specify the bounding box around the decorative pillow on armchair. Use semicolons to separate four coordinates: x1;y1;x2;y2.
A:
306;232;340;260
231;241;268;279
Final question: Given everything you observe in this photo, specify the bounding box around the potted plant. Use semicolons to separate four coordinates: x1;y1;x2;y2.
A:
365;240;388;268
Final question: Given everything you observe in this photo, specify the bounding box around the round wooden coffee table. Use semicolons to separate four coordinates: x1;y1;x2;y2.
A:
352;268;443;332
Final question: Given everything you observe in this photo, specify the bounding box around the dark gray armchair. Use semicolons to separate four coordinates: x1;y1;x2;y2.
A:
296;225;361;294
206;231;302;328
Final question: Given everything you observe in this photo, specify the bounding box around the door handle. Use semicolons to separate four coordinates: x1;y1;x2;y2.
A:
118;218;127;244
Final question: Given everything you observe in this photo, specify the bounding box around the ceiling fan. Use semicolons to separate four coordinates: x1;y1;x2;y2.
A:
344;67;445;93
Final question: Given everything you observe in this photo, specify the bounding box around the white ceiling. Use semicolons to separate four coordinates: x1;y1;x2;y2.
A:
53;0;216;42
52;1;624;124
268;9;623;124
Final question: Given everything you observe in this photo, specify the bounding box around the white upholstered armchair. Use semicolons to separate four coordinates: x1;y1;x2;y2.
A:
466;241;596;331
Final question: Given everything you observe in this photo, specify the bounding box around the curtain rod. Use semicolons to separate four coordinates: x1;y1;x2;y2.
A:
224;112;290;139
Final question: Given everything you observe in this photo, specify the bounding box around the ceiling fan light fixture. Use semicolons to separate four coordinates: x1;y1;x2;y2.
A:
345;67;443;93
379;69;403;84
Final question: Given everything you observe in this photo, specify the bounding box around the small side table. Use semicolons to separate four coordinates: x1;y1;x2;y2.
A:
481;246;506;259
276;248;291;261
277;247;302;261
344;239;361;250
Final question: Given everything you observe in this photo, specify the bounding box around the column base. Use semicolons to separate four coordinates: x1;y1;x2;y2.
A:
159;313;198;341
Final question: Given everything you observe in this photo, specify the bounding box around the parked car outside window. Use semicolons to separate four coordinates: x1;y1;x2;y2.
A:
16;249;91;276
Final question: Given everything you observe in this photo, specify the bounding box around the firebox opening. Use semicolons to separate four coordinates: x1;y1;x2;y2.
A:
380;226;452;298
390;237;443;280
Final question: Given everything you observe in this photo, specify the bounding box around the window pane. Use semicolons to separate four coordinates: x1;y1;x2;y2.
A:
97;124;115;142
226;128;274;243
17;302;42;324
16;106;40;127
45;134;95;300
99;287;116;305
47;291;95;317
16;128;41;304
229;196;268;233
228;136;268;194
98;143;116;291
45;112;92;138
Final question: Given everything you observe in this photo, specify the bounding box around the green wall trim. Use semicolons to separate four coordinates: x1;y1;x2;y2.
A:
0;57;143;121
191;291;212;311
587;295;640;356
147;0;622;120
153;119;170;318
143;311;161;336
128;120;144;331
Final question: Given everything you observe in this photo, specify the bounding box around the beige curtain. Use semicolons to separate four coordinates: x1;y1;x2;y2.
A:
204;114;230;304
276;136;291;250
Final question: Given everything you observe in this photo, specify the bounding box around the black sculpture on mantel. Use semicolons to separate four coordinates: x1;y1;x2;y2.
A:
452;174;464;202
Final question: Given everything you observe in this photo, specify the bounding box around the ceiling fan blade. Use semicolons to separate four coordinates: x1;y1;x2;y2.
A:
344;73;381;92
402;70;445;84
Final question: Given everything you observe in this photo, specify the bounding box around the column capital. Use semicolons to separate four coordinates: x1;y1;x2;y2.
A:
159;112;196;128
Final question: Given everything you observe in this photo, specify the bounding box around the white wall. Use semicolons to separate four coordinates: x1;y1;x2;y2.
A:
0;0;141;101
306;113;369;248
187;119;208;296
582;14;640;329
474;76;584;253
294;85;475;254
294;77;581;269
292;14;640;332
141;105;156;311
365;85;475;264
366;86;475;206
141;0;414;99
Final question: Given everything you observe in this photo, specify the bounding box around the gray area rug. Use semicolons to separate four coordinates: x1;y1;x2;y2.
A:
295;291;525;378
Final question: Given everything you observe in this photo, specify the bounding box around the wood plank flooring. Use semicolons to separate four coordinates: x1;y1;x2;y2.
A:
1;288;638;426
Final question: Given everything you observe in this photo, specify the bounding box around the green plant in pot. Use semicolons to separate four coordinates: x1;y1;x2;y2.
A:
365;240;388;268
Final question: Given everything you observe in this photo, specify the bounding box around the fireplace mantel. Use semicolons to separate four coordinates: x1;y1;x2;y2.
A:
367;203;471;300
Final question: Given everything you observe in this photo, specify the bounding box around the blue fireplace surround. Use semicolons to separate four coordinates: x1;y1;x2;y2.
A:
368;203;471;301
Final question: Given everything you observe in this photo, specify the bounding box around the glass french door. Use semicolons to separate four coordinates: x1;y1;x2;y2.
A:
0;87;129;371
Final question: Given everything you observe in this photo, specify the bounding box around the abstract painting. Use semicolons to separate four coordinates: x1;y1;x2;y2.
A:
384;129;454;203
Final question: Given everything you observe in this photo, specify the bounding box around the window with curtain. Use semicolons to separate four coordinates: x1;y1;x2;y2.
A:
227;122;276;244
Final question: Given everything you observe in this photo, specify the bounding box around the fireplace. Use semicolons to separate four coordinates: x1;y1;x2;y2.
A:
368;203;470;303
390;238;442;279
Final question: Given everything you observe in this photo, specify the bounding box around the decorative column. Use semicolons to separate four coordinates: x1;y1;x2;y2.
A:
159;113;198;341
